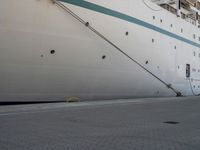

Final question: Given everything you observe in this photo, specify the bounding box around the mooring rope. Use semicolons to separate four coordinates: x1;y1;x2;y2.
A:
188;78;196;96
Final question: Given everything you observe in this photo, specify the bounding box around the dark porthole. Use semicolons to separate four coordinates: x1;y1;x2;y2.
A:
170;24;173;28
50;50;55;54
125;32;129;36
174;46;177;49
181;28;183;33
102;55;106;59
145;61;149;64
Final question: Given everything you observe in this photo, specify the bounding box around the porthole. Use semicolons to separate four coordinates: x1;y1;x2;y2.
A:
181;28;183;33
153;16;155;20
199;37;200;41
170;24;173;28
50;50;55;54
160;19;163;23
102;55;106;59
125;31;129;36
193;51;196;56
152;38;155;43
174;46;177;49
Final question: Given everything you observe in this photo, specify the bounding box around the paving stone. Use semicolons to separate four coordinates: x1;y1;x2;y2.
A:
0;97;200;150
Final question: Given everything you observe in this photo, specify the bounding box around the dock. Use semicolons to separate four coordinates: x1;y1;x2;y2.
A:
0;96;200;150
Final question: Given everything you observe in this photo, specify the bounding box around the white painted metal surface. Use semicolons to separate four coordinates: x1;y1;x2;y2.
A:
0;0;199;102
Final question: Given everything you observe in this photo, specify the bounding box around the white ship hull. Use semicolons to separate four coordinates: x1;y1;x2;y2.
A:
0;0;199;102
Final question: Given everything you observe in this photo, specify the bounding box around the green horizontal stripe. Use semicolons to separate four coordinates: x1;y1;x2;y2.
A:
59;0;200;48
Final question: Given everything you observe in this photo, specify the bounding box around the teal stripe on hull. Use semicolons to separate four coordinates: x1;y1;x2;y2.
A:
59;0;200;48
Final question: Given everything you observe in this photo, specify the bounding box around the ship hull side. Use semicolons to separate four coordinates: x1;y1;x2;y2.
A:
1;0;199;101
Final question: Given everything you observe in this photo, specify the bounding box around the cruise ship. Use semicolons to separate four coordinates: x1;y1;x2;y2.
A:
0;0;200;102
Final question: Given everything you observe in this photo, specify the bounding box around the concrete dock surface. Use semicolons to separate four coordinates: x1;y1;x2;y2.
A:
0;96;200;150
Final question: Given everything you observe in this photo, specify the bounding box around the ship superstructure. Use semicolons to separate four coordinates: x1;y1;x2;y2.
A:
152;0;200;26
0;0;199;102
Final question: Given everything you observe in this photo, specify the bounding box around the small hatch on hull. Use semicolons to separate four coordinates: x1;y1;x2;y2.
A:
186;64;191;78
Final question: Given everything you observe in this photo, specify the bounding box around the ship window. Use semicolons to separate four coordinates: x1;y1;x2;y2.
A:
174;46;177;49
199;53;200;58
199;37;200;41
152;38;155;43
170;24;173;27
193;51;196;56
153;16;155;20
181;28;183;33
160;19;163;23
